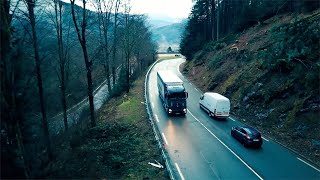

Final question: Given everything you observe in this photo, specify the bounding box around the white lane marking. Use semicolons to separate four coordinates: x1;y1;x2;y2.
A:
188;110;263;180
262;137;269;142
152;103;155;108
229;117;236;121
155;114;159;123
189;82;193;86
297;157;320;173
175;163;185;180
177;64;181;74
194;88;199;92
162;132;169;145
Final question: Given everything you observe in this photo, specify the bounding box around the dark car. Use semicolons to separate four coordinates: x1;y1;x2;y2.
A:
231;126;263;148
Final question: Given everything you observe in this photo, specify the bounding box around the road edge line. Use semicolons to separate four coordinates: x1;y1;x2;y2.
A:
144;58;176;180
188;110;264;180
175;163;185;180
297;157;320;173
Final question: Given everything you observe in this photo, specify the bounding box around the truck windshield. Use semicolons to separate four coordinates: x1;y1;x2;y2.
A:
168;92;186;99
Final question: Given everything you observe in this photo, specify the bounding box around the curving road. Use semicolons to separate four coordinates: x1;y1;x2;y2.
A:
147;58;320;180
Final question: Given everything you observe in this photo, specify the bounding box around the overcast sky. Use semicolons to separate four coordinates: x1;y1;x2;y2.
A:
130;0;193;19
61;0;193;20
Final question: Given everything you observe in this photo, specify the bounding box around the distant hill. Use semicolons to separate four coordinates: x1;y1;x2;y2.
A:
148;19;175;29
151;21;186;52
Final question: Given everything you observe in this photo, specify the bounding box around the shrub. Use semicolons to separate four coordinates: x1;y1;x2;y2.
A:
305;64;320;89
208;53;224;69
271;58;293;73
215;43;227;51
203;41;217;52
110;67;127;97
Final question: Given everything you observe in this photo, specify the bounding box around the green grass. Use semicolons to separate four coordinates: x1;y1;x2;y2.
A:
118;96;143;124
46;77;168;179
158;56;180;60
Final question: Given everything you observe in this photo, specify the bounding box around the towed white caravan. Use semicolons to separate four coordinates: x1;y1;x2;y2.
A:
199;92;230;118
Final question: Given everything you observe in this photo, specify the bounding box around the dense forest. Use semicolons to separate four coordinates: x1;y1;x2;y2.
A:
181;0;319;60
1;0;157;178
180;0;320;166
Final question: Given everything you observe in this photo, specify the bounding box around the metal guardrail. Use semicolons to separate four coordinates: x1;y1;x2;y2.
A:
144;60;175;180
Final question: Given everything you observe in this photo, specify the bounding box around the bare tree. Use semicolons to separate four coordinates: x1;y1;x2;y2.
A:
1;0;31;177
111;0;121;86
94;0;114;92
70;0;95;127
122;1;132;93
25;0;52;159
52;0;69;131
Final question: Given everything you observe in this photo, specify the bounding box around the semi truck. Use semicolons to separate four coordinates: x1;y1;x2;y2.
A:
157;71;188;115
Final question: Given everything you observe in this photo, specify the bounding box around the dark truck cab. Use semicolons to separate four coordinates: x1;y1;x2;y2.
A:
157;71;188;115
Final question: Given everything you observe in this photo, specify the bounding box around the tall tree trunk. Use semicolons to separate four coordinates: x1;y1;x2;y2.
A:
54;0;68;131
126;54;130;93
15;122;30;178
216;0;220;40
103;24;111;93
111;0;120;86
211;0;216;40
97;0;106;87
1;1;30;177
26;0;52;159
70;0;95;127
124;9;130;93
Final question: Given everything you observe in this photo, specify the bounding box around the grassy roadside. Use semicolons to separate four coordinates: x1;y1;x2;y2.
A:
158;55;180;61
46;75;168;179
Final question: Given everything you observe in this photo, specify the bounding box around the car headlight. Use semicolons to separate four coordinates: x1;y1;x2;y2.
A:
183;108;186;112
169;109;172;113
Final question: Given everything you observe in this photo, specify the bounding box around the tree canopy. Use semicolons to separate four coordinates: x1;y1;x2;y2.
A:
180;0;320;60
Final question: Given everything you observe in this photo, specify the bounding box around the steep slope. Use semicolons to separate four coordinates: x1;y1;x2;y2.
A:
182;11;320;166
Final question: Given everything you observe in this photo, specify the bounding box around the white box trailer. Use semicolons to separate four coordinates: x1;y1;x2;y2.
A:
199;92;230;118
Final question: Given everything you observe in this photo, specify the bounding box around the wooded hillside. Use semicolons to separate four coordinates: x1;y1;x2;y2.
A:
180;0;320;166
1;0;157;178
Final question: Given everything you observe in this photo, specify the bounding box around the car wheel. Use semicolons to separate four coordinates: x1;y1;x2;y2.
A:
242;140;247;147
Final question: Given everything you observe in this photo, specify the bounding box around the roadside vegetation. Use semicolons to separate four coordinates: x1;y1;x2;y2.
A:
180;0;320;167
158;55;181;61
45;76;167;179
1;0;157;178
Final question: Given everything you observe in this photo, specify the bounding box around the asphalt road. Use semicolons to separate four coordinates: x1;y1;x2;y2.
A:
147;58;320;180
